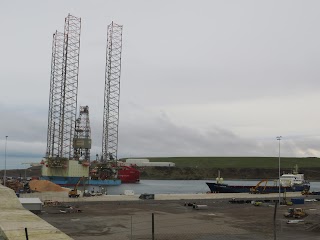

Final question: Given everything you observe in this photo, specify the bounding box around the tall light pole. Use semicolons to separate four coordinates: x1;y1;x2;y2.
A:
4;136;8;186
276;136;282;205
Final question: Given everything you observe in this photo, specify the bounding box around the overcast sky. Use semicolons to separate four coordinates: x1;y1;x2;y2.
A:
1;0;320;169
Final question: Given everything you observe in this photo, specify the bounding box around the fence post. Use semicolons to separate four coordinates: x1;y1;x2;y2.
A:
152;213;155;240
273;202;278;240
131;215;133;240
25;227;29;240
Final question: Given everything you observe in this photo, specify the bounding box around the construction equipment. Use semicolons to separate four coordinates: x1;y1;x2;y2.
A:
250;179;268;194
281;188;293;205
284;208;307;218
302;189;311;195
83;190;92;197
252;201;263;206
302;189;320;195
68;177;83;198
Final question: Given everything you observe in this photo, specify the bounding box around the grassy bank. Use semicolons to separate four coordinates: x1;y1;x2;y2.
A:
140;167;320;180
145;157;320;169
128;157;320;180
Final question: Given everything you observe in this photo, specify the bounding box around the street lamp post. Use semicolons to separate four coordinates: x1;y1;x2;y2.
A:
276;136;282;205
4;136;8;186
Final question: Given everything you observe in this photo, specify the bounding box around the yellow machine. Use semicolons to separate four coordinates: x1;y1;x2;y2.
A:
250;179;268;194
68;177;83;198
284;208;307;218
301;189;311;195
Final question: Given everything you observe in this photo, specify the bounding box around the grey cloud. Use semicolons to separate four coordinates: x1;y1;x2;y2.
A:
1;1;320;168
118;113;266;157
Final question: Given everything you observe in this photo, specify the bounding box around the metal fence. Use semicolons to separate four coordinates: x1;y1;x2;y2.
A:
39;202;285;240
98;212;275;240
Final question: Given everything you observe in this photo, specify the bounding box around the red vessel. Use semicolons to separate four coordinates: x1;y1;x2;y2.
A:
118;165;140;183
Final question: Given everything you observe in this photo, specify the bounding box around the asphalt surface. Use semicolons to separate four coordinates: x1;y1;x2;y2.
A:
38;198;320;240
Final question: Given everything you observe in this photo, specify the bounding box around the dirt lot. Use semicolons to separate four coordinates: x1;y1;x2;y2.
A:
39;199;320;240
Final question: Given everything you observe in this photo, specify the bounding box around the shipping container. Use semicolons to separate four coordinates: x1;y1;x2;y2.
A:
291;198;305;204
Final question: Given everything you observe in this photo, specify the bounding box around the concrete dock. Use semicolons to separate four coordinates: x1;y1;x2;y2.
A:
19;191;304;202
0;185;72;240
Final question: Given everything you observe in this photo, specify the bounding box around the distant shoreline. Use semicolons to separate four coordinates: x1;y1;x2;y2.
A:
1;163;320;181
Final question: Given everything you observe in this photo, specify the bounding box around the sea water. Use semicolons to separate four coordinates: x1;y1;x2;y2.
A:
84;179;320;195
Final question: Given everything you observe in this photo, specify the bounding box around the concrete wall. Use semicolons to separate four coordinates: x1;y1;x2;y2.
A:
0;185;72;240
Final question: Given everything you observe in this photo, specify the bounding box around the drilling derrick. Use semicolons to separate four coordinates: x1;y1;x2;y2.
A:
73;106;91;162
102;22;123;162
45;14;81;168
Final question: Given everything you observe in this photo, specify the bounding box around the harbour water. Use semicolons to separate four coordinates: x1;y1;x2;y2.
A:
85;179;320;195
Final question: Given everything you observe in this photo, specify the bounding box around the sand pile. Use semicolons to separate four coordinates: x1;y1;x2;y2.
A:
29;180;69;192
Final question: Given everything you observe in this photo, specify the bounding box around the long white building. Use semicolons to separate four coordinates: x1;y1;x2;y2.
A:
124;159;175;167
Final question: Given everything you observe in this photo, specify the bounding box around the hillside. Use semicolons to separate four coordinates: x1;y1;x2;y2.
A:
144;156;320;169
140;166;320;180
0;166;41;179
129;157;320;180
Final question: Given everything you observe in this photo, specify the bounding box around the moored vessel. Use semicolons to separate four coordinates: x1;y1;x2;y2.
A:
118;164;140;183
206;167;310;194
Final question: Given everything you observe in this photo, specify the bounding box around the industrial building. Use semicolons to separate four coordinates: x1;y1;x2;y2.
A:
125;159;175;167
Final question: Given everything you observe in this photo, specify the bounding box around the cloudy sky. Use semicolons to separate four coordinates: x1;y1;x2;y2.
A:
1;1;320;169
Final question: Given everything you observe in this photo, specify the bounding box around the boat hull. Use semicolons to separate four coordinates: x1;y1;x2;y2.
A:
206;182;310;193
40;176;121;186
118;166;140;183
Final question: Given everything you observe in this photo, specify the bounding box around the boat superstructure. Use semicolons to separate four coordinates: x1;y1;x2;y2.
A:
279;165;309;187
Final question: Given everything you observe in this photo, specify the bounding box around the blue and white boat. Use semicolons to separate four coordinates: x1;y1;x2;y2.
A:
206;168;310;194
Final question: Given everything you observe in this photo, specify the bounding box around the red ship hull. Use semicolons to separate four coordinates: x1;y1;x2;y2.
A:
118;165;140;183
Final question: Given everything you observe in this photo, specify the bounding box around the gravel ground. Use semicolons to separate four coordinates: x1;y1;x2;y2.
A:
38;198;320;240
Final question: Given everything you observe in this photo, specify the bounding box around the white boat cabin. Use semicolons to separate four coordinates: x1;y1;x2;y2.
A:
280;173;305;187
